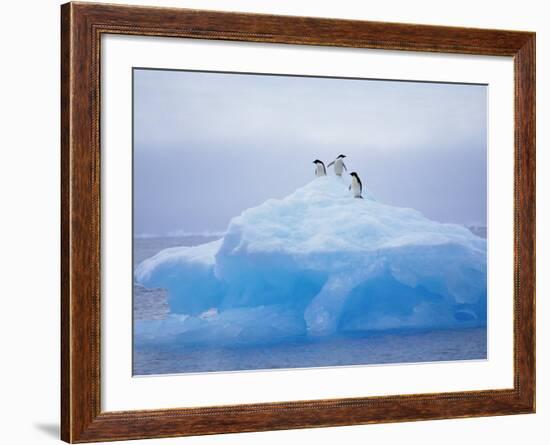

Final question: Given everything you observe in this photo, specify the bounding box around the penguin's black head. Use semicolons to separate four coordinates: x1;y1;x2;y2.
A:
313;159;323;164
337;154;347;159
350;172;358;177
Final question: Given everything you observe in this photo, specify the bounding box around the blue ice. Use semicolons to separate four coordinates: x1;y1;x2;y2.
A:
135;176;487;345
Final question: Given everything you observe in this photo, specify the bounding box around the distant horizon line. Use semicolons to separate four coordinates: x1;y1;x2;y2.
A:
135;223;487;240
135;230;227;239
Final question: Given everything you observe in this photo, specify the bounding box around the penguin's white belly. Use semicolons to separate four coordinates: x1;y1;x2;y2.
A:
351;178;362;197
315;164;325;176
334;159;344;176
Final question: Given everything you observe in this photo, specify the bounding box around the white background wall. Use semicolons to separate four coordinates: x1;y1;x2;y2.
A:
0;0;546;444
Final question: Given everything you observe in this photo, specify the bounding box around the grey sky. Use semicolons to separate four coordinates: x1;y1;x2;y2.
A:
133;68;487;236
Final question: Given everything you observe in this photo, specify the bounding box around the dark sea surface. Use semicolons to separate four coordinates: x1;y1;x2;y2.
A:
134;327;487;375
133;233;487;375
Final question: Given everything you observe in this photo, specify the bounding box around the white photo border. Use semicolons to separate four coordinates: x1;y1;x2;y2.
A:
101;34;514;411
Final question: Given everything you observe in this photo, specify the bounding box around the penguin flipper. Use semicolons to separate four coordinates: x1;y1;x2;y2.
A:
348;185;351;191
343;162;348;171
327;161;335;168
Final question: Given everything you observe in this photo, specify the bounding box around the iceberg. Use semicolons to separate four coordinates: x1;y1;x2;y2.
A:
135;176;486;345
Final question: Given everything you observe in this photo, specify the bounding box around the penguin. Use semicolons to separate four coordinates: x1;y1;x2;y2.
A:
349;172;363;199
313;159;327;177
327;154;347;176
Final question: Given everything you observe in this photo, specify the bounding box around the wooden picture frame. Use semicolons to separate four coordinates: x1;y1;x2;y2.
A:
61;2;535;442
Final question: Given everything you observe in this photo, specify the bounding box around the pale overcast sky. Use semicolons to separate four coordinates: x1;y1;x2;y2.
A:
133;68;487;236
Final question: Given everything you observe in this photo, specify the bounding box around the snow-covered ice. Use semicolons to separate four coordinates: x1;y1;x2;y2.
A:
135;176;486;345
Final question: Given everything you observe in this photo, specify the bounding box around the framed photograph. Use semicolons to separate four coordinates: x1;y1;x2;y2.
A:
61;2;535;442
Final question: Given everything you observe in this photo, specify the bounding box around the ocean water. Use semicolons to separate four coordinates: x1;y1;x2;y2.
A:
133;234;487;376
134;327;486;375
